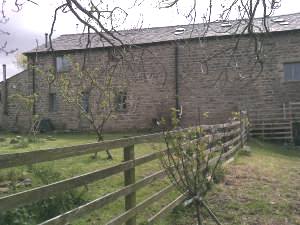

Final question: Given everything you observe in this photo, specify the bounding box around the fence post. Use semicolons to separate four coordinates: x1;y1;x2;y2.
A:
124;145;136;225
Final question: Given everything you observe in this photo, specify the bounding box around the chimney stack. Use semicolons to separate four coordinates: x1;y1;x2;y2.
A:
2;64;8;115
45;33;48;48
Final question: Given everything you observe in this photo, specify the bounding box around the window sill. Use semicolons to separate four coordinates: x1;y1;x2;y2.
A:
281;80;300;84
56;70;70;74
116;109;128;113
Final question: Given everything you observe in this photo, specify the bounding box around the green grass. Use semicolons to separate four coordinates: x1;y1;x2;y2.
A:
0;134;299;225
0;132;144;153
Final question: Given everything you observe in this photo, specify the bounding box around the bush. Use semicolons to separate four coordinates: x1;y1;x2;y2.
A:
0;165;87;225
30;164;62;185
212;165;226;184
27;136;42;144
9;136;31;149
0;137;6;142
38;119;54;133
12;139;29;149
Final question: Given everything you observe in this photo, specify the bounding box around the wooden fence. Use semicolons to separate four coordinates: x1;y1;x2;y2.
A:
0;119;247;225
249;102;300;142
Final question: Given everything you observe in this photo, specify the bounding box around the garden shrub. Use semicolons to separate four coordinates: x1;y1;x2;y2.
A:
0;137;6;142
0;165;87;225
38;119;54;133
212;165;226;184
12;137;29;149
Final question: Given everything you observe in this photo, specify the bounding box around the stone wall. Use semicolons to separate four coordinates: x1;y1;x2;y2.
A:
0;70;31;131
27;43;177;132
176;31;300;126
2;30;300;132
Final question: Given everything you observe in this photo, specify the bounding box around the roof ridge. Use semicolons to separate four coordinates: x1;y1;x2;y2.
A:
58;24;190;37
271;11;300;18
56;11;300;38
24;11;300;55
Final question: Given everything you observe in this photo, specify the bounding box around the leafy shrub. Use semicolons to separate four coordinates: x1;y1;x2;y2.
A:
27;136;43;144
0;168;25;190
212;165;226;184
0;137;6;142
0;165;87;225
30;164;62;185
12;138;29;149
38;119;54;133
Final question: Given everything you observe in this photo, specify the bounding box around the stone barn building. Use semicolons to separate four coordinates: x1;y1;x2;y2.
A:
1;13;300;137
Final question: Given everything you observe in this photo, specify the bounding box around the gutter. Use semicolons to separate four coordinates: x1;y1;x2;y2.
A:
30;58;36;115
2;64;8;115
175;44;180;118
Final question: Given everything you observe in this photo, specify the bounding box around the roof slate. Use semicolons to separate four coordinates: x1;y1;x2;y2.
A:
26;12;300;54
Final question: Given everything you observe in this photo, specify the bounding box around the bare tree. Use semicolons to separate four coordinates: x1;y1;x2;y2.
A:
9;93;40;137
54;57;128;160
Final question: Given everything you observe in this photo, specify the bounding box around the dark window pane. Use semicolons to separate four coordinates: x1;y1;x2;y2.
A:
82;92;89;113
284;63;300;81
56;56;70;73
49;93;58;112
56;57;63;72
108;48;121;62
284;64;293;81
294;64;300;80
116;91;127;111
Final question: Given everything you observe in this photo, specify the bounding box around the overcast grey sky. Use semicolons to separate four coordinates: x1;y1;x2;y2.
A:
1;0;300;80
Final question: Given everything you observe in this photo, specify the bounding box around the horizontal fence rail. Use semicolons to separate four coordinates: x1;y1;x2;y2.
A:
40;170;168;225
249;102;300;142
0;118;247;225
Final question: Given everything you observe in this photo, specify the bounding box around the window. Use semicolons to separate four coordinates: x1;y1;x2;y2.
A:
56;56;70;73
108;48;121;62
81;92;89;113
115;91;127;111
284;63;300;81
49;93;58;112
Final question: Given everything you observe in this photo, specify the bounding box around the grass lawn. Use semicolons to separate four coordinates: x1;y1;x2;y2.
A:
0;132;144;153
0;133;299;225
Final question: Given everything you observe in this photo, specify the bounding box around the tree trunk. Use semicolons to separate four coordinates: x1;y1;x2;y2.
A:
92;133;113;160
105;149;113;160
195;201;203;225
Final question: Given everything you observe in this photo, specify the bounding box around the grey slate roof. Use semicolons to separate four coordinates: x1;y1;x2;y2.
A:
26;12;300;54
